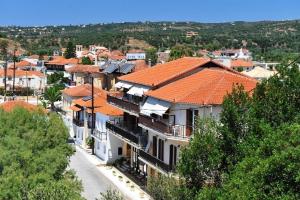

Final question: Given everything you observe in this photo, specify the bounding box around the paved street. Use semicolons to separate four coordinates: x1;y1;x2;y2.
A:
69;148;116;200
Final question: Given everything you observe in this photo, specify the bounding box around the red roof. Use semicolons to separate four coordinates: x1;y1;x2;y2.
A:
62;84;105;98
66;64;100;74
231;59;254;68
146;68;257;105
0;69;45;78
0;100;44;112
47;57;79;65
119;57;211;87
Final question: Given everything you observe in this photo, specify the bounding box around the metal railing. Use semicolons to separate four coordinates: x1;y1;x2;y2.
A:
138;150;171;172
107;94;140;114
106;121;147;148
73;118;84;127
93;129;107;141
139;114;187;138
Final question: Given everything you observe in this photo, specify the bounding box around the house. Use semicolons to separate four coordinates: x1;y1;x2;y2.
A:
65;64;103;88
186;31;199;38
0;69;46;91
61;84;105;116
100;61;141;91
106;57;257;181
126;49;146;60
45;56;79;74
230;59;254;71
70;94;123;163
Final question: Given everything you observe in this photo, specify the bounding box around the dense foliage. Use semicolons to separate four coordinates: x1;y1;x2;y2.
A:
147;62;300;199
0;108;83;199
2;21;300;62
64;41;76;59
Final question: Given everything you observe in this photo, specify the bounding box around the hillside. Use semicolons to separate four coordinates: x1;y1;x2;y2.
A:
1;20;300;61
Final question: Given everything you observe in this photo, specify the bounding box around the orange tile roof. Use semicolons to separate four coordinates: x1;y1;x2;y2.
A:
119;57;211;87
131;60;149;72
73;95;107;107
92;103;123;116
62;84;105;98
0;69;45;78
66;64;100;74
47;57;79;65
0;100;44;112
69;105;82;111
231;59;254;68
146;68;258;105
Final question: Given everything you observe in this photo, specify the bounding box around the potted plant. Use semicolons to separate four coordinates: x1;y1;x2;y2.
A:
118;175;123;181
130;185;135;191
126;180;130;187
85;137;93;149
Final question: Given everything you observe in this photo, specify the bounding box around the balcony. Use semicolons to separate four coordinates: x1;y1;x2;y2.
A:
73;118;84;127
106;121;147;148
93;129;107;141
138;150;171;173
139;115;187;138
107;94;139;115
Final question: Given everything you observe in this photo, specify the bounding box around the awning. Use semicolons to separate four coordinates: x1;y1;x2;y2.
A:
141;97;171;116
114;81;133;89
69;105;82;112
127;85;149;97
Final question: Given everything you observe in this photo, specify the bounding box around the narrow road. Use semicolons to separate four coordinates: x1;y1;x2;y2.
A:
69;148;116;200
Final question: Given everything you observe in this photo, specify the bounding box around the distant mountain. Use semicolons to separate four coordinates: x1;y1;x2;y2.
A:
1;20;299;61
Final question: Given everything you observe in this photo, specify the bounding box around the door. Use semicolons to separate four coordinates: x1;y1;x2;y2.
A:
186;109;193;136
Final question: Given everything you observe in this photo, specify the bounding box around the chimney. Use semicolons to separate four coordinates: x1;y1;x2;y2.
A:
148;58;151;67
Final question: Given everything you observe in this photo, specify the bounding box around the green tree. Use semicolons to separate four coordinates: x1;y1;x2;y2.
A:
64;41;76;59
177;118;223;190
145;47;158;66
43;85;62;111
169;45;193;61
0;108;82;199
81;56;93;65
97;188;124;200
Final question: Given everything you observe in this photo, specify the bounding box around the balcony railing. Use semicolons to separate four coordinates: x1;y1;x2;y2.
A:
73;118;84;127
107;94;139;114
106;121;147;148
138;150;171;172
139;115;187;138
93;129;107;141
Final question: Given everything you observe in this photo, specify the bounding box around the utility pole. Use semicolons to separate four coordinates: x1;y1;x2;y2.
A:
26;70;29;102
91;74;95;155
12;49;16;99
3;55;7;102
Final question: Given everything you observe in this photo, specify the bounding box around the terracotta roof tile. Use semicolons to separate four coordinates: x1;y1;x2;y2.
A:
0;100;44;112
0;69;45;78
146;68;257;105
62;84;105;97
231;59;254;68
119;57;211;87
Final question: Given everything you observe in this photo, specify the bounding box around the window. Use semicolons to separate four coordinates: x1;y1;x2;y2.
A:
158;139;164;161
97;141;100;150
103;144;106;154
118;147;122;155
152;136;157;157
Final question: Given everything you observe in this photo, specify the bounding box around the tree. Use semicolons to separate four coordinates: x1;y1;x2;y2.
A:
145;47;158;66
81;56;93;65
169;45;193;61
97;188;124;200
177;118;223;190
0;108;83;199
0;39;8;59
64;41;76;59
43;85;62;111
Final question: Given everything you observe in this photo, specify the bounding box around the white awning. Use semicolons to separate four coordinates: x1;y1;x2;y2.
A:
127;85;150;97
114;81;133;89
141;97;171;116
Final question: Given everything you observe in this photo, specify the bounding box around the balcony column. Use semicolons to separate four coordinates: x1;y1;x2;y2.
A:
82;108;88;148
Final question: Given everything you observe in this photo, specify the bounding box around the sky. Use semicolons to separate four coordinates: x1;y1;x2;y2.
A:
0;0;300;26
